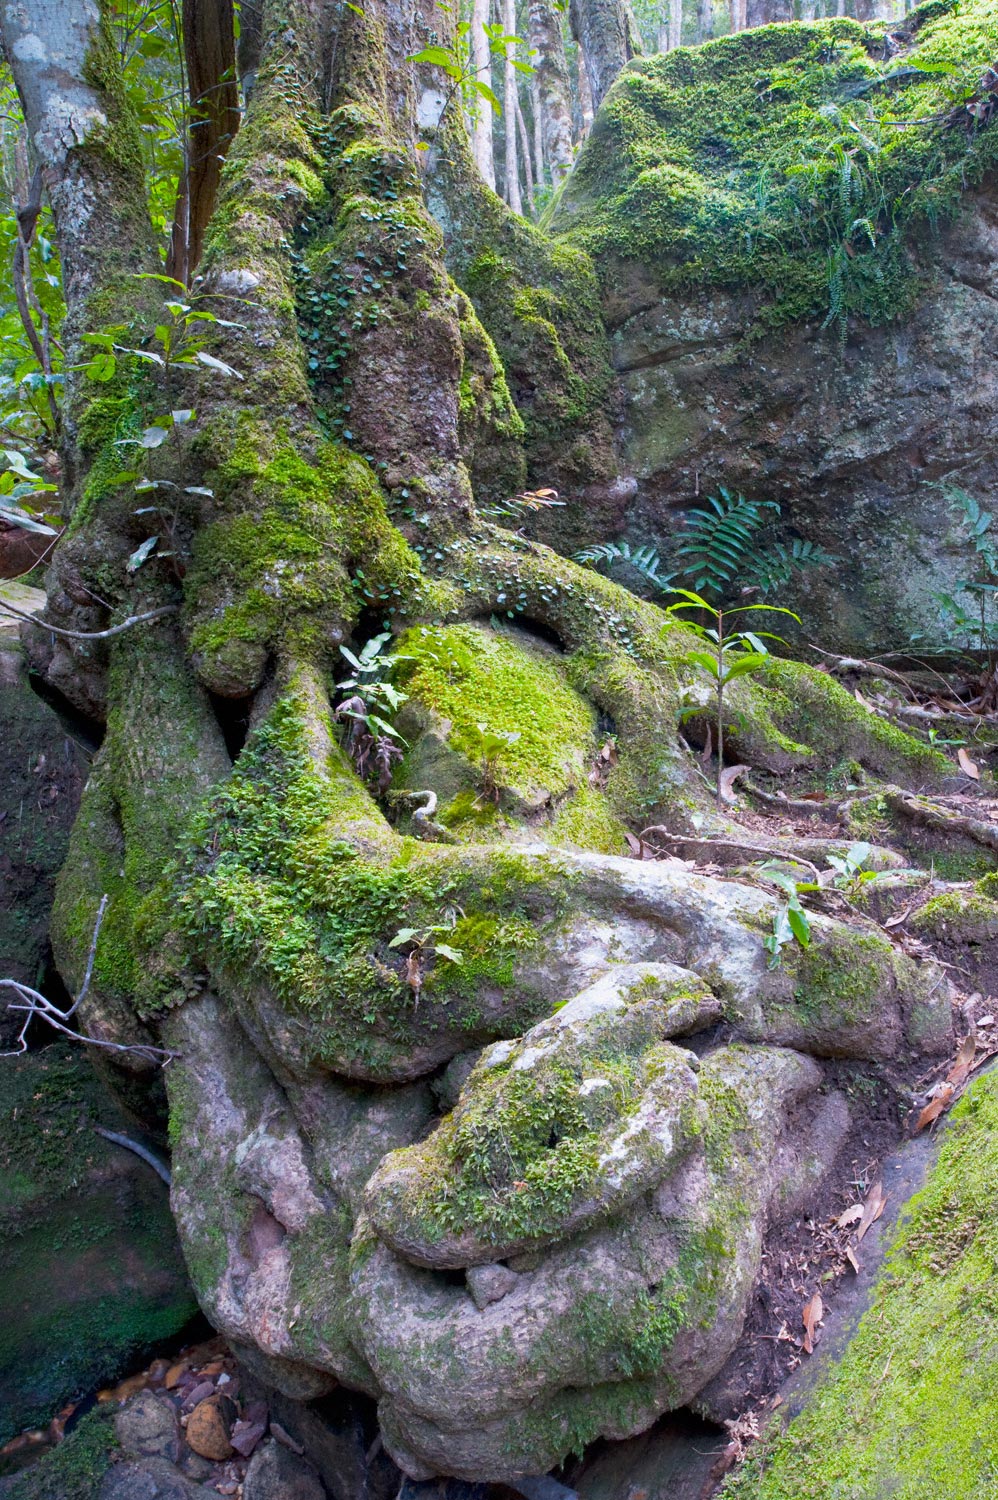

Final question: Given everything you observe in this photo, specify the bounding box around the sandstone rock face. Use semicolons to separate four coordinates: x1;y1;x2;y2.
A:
601;197;998;653
0;1046;198;1446
541;11;998;655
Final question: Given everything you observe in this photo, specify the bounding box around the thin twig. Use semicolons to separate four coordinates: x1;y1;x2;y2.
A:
0;600;179;640
0;893;173;1064
639;826;823;882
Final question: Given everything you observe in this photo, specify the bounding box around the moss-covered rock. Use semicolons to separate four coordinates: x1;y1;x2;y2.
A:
553;4;998;330
0;1048;196;1446
722;1065;998;1500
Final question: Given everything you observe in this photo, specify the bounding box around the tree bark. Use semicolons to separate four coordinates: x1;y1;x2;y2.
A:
514;90;535;212
697;0;715;41
502;0;522;213
570;0;643;111
0;0;968;1487
470;0;496;189
527;0;574;185
167;0;240;285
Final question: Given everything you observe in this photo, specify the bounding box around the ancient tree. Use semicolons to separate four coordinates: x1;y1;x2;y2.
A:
2;0;994;1484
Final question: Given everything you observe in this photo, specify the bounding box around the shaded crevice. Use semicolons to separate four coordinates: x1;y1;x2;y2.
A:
27;670;103;753
207;688;254;761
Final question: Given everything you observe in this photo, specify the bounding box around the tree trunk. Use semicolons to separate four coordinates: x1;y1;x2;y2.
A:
0;0;964;1488
515;91;535;212
697;0;715;41
577;44;595;135
470;0;496;189
569;0;643;112
502;0;522;213
527;0;574;185
530;76;546;189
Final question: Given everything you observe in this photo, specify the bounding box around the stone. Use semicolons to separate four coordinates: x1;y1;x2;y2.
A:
466;1264;519;1311
185;1394;235;1462
99;1455;218;1499
0;1046;198;1447
243;1439;326;1500
0;582;87;1051
115;1390;182;1464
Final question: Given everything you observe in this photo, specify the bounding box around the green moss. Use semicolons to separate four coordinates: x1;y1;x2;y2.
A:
185;428;423;683
756;657;952;783
911;887;998;945
553;3;998;331
548;781;629;855
722;1067;998;1499
397;622;599;802
0;1407;118;1498
173;681;578;1078
786;928;891;1028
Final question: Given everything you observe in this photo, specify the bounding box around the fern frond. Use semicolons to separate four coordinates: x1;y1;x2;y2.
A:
573;540;675;593
676;490;780;598
747;539;840;596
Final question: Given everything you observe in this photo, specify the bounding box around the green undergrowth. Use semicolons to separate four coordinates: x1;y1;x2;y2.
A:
723;1066;998;1499
553;0;998;329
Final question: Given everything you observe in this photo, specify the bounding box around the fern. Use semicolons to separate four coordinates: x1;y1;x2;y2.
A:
675;488;779;597
573;540;676;594
748;538;841;598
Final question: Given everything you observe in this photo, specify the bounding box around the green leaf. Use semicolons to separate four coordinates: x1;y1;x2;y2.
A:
127;535;159;572
389;928;419;948
786;902;811;948
433;943;464;965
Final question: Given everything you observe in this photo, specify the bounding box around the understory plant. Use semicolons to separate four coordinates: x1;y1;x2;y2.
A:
576;488;837;606
333;633;411;788
667;589;800;806
911;485;998;665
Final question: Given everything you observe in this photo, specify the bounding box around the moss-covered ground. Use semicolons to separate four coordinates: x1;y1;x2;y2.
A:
722;1066;998;1499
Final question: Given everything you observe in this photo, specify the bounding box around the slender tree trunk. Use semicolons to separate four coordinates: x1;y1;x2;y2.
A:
529;77;546;189
577;45;594;135
670;0;684;47
515;91;535;213
471;0;496;189
167;0;240;286
527;0;574;186
697;0;714;41
502;0;522;214
729;0;747;30
569;0;643;112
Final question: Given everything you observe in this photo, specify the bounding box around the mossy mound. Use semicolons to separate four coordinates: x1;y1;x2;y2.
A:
722;1065;998;1499
0;1407;118;1498
394;621;629;852
551;0;998;329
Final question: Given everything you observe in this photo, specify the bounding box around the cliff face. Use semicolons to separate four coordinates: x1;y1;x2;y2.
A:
548;4;998;650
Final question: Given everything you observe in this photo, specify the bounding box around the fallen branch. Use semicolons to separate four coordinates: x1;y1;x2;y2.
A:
639;827;823;882
95;1125;172;1186
0;600;179;641
0;895;173;1064
743;779;838;818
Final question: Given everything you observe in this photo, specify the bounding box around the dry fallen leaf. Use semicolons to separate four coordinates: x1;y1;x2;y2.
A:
856;1180;887;1243
836;1204;864;1229
958;747;981;780
913;1082;955;1134
883;904;913;929
948;1031;977;1091
719;764;750;803
802;1291;823;1354
845;1245;860;1275
854;689;874;710
624;830;645;859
